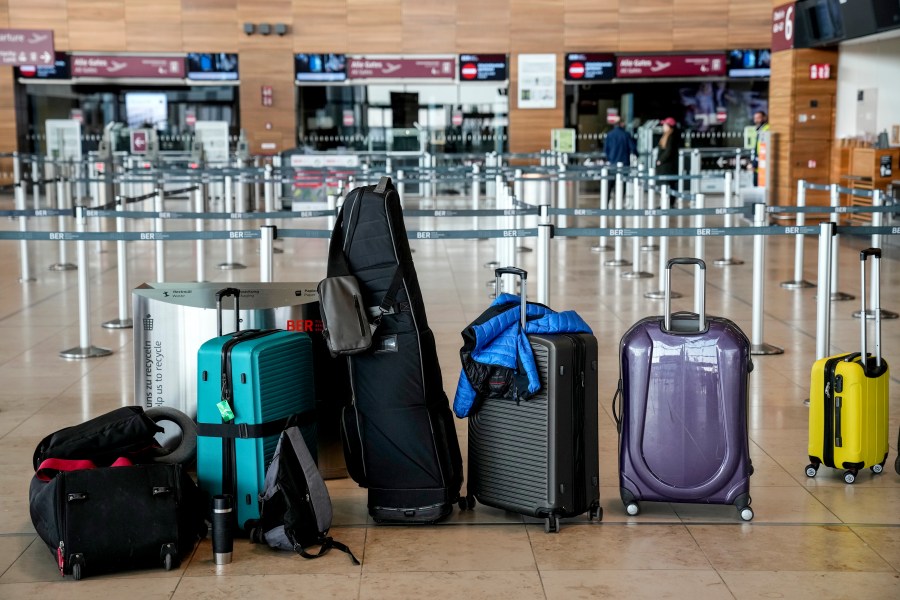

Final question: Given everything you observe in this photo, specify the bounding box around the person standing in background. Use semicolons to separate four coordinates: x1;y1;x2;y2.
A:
655;117;681;178
751;110;770;186
603;115;637;167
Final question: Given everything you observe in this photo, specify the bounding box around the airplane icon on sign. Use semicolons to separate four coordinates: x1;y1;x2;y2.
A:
28;33;49;44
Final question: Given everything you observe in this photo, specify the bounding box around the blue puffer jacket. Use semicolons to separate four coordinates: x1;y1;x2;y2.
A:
453;294;592;418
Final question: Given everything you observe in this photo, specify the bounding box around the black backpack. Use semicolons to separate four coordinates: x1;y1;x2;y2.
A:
250;426;358;564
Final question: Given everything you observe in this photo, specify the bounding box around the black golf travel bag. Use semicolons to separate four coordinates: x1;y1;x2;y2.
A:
328;176;463;523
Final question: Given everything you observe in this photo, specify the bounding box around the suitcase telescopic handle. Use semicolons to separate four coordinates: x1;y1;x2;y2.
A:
215;288;241;336
495;267;527;328
859;248;882;371
664;258;706;333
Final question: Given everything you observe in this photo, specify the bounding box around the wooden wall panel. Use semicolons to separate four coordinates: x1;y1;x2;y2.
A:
510;0;564;52
292;1;348;52
564;0;618;52
125;0;183;52
456;0;510;52
674;0;727;50
508;53;563;154
181;0;238;52
619;0;673;52
347;0;402;53
0;0;9;26
728;2;771;48
67;0;126;50
402;1;457;54
238;50;296;154
8;0;69;47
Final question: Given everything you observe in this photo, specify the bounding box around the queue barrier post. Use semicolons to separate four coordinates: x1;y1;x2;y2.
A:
605;168;631;267
828;183;854;301
750;203;784;356
641;172;659;252
194;180;206;283
153;187;166;282
623;166;652;280
644;186;681;300
219;174;246;270
102;196;133;330
49;161;76;271
59;206;113;360
853;190;898;320
815;222;835;362
715;171;743;266
593;166;612;253
537;205;551;306
13;153;36;283
781;179;814;288
260;225;275;283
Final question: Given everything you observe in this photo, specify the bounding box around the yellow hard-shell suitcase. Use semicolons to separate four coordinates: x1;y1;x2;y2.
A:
807;249;890;484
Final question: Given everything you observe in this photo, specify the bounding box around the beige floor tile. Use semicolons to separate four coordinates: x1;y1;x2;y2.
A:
672;486;841;524
808;486;900;524
689;524;895;572
719;570;900;600
0;578;179;600
362;525;536;572
529;523;711;570
184;528;365;577
360;570;546;600
0;536;33;577
850;526;900;571
541;569;733;600
173;572;360;599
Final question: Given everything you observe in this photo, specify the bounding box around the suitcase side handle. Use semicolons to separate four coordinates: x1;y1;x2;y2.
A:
612;380;623;434
215;288;241;336
663;258;706;333
859;248;881;372
495;267;528;328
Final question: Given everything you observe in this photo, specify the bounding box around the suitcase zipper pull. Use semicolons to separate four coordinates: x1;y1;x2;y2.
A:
57;541;65;576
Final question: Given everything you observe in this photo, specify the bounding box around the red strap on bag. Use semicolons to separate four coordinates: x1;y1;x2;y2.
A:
36;456;134;481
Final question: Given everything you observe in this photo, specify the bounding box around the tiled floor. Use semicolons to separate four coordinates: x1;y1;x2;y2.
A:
0;184;898;599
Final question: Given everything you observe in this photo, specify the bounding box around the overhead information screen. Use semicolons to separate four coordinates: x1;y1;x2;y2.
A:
565;53;615;81
186;53;239;81
295;54;346;82
458;54;508;81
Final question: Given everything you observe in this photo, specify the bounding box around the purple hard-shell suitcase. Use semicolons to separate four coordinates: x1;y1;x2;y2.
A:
613;258;754;521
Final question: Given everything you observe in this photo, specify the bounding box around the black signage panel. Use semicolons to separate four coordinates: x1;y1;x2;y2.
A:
295;54;346;82
458;54;508;82
565;53;615;81
186;53;239;81
15;52;70;79
727;49;771;78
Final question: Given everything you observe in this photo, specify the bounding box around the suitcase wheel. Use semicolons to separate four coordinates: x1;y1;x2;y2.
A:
871;463;883;475
625;502;640;517
805;464;818;478
457;495;475;511
544;516;560;534
739;507;754;522
588;502;602;521
70;554;85;581
843;470;857;484
160;543;178;571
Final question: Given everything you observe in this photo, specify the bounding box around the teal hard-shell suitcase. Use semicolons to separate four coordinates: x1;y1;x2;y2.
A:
196;288;316;530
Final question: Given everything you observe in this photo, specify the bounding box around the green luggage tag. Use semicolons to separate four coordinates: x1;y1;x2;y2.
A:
217;401;235;422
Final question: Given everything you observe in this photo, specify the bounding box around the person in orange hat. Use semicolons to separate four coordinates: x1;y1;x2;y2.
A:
655;117;681;179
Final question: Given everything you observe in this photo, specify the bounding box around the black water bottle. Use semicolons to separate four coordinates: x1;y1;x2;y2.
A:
211;495;233;565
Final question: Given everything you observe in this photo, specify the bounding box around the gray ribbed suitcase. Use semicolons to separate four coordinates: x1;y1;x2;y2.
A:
465;268;601;533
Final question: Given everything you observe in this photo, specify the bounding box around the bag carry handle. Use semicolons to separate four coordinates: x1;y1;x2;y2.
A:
215;288;241;336
612;380;623;434
664;257;706;333
859;248;882;372
36;456;134;481
495;267;527;328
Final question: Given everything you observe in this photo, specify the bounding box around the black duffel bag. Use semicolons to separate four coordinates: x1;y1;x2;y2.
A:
29;459;206;580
